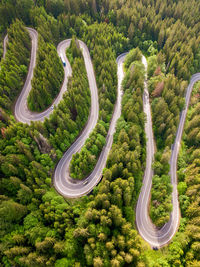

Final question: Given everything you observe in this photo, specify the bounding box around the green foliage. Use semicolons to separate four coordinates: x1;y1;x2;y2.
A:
178;182;187;196
30;6;60;44
142;249;169;267
0;0;32;29
149;55;186;149
0;20;30;111
102;0;200;79
84;22;123;117
147;54;166;79
70;122;107;179
70;35;82;59
150;175;172;228
0;199;27;236
185;84;200;146
122;62;145;93
124;47;142;70
28;36;64;111
141;40;158;56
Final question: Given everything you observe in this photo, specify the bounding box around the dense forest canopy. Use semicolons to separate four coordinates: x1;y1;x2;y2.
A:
0;0;200;266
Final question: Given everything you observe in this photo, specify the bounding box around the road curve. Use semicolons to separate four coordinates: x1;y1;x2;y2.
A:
14;30;74;123
53;53;127;198
136;56;200;247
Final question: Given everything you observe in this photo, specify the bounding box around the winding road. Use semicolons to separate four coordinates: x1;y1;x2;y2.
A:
136;56;200;247
53;53;126;198
2;27;200;247
2;27;126;197
14;29;72;123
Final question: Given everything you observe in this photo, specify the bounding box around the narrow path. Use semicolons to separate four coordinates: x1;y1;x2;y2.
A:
136;56;200;247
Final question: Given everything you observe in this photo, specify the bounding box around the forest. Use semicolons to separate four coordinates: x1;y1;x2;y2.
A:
0;0;200;266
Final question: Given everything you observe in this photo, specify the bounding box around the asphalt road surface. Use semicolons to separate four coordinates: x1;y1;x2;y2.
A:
4;28;200;246
3;34;8;59
136;56;200;248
